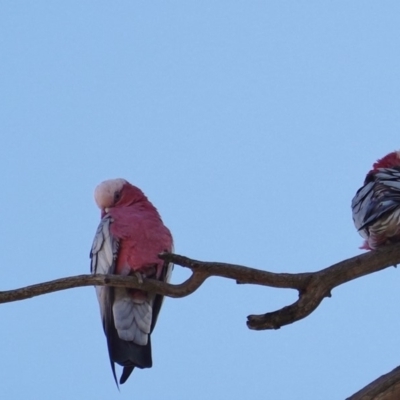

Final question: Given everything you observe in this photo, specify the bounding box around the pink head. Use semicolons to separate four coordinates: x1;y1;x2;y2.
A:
94;178;147;217
370;151;400;172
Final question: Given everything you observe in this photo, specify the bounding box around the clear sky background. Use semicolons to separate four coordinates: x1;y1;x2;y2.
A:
1;2;400;399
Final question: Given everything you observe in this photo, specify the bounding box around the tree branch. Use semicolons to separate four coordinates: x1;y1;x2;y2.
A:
158;243;400;330
346;366;400;400
1;243;400;332
1;244;400;397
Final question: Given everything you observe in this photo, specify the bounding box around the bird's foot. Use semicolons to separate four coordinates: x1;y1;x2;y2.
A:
130;264;157;284
140;264;157;278
134;272;144;284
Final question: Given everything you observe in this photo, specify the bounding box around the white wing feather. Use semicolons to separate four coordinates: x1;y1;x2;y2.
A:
90;215;118;323
112;291;151;345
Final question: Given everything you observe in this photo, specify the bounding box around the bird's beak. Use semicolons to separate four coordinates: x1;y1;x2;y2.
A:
101;207;110;218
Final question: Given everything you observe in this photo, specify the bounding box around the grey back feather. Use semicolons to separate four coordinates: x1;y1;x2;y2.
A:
352;167;400;236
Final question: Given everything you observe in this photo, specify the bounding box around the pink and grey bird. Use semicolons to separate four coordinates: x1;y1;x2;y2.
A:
352;151;400;250
90;179;173;385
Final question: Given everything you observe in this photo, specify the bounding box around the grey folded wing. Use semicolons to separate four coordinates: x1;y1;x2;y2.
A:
352;168;400;236
90;215;119;322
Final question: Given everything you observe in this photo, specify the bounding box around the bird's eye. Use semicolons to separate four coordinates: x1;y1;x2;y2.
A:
114;191;121;203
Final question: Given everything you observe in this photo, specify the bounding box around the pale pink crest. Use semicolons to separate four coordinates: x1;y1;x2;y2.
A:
94;178;126;209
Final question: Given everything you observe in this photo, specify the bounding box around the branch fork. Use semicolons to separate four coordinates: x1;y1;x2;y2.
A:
1;244;400;398
2;244;400;331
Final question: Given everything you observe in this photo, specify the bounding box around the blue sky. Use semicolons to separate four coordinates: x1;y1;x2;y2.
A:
1;2;400;399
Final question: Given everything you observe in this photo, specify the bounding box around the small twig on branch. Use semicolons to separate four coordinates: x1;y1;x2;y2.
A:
1;244;400;332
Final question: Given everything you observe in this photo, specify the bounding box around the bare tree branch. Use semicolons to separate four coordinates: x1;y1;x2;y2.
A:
1;244;400;397
158;244;400;330
347;366;400;400
2;243;400;331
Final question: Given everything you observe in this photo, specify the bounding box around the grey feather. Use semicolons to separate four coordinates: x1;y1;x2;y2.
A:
380;180;400;190
352;167;400;243
90;215;118;275
113;289;152;345
90;215;120;385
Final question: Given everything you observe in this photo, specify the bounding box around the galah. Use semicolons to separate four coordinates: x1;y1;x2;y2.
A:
352;151;400;250
90;179;173;385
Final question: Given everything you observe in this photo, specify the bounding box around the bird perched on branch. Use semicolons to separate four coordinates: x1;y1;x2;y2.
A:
352;151;400;250
90;179;173;386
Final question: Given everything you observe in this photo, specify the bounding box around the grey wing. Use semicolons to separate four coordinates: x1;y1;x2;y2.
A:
352;168;400;235
151;243;174;332
90;215;119;313
90;215;119;275
90;215;120;385
352;180;375;236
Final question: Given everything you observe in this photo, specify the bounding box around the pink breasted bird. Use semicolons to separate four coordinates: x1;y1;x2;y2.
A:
90;179;173;385
352;151;400;250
